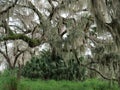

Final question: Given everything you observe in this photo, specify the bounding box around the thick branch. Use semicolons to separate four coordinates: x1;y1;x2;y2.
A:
0;34;42;47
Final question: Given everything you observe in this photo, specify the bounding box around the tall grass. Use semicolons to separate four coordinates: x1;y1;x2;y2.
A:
17;79;119;90
0;71;119;90
0;70;18;90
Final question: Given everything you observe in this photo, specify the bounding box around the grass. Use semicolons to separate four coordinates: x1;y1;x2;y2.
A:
18;79;119;90
0;75;119;90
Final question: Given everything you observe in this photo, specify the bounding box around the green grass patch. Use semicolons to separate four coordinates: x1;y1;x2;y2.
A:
17;78;119;90
0;76;119;90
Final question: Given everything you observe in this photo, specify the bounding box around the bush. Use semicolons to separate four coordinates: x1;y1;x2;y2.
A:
22;50;86;80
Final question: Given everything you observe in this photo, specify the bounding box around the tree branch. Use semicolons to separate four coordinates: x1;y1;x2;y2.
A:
87;35;111;44
2;20;14;35
28;1;44;26
0;49;12;68
0;0;18;15
82;64;117;81
13;49;27;67
0;34;42;47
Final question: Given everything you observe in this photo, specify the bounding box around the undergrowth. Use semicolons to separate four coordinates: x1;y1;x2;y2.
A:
0;70;119;90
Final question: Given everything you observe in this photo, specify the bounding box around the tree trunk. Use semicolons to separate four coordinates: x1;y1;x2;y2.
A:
17;62;21;81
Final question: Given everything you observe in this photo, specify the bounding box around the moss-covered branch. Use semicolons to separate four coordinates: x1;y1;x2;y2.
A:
0;34;42;47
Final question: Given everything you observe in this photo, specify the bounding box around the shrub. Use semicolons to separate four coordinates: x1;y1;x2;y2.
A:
22;50;86;80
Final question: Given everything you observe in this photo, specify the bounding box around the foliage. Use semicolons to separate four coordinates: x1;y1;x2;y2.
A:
0;69;18;90
22;50;86;80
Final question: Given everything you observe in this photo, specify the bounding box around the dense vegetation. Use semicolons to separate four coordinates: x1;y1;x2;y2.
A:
22;51;85;80
0;0;120;90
